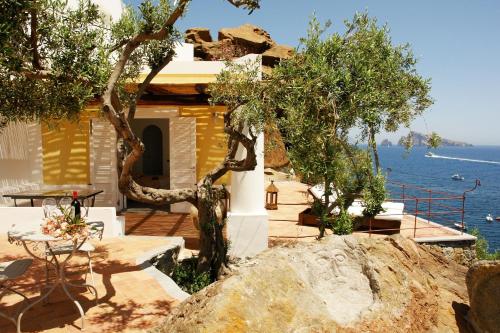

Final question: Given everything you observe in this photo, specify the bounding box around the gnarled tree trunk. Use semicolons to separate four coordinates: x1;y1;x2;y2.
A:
100;0;261;278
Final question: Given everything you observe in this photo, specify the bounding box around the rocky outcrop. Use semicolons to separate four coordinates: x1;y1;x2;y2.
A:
380;139;393;147
185;27;212;44
398;131;473;147
153;235;471;333
264;126;289;168
218;24;275;53
466;260;500;332
184;24;293;71
261;44;293;66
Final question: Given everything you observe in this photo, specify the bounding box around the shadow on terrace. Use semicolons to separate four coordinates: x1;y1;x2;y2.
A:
0;237;178;333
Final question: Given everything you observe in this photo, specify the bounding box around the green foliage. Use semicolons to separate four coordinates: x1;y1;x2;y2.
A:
171;257;212;294
470;228;500;260
427;132;442;149
209;60;272;134
310;198;324;216
262;13;431;237
362;170;387;217
0;0;183;128
331;209;353;235
0;0;111;126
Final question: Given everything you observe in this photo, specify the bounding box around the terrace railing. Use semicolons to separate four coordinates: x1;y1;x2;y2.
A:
360;179;480;238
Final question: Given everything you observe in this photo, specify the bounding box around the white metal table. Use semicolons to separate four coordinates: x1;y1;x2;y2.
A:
7;230;98;332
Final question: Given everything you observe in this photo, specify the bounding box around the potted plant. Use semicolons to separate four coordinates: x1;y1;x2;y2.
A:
299;198;323;226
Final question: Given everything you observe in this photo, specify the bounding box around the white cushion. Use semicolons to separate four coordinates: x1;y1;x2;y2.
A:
347;201;404;222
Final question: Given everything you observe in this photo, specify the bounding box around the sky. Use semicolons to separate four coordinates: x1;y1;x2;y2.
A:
124;0;500;146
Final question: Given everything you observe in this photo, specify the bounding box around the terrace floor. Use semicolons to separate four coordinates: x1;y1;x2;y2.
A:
122;179;472;248
0;236;179;333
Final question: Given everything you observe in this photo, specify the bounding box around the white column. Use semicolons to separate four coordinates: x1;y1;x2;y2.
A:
227;127;268;258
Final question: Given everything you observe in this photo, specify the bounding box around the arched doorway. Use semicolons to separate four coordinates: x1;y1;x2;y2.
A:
142;125;163;176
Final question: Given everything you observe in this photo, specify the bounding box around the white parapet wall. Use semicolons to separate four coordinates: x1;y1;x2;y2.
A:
227;126;268;258
0;207;124;238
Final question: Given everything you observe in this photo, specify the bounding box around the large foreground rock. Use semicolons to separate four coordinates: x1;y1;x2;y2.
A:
466;260;500;332
153;236;472;332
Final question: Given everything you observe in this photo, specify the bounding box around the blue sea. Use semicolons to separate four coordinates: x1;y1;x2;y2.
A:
378;146;500;252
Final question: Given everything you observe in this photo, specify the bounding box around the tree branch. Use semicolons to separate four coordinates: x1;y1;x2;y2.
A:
202;107;258;185
30;8;42;70
102;0;198;206
128;52;174;121
110;0;190;53
226;0;260;11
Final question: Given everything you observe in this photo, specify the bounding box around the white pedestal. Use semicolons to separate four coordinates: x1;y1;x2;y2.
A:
227;211;268;258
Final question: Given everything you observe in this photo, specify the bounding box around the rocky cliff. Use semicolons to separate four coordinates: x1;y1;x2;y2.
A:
398;131;473;147
380;139;393;147
185;24;293;76
152;235;473;333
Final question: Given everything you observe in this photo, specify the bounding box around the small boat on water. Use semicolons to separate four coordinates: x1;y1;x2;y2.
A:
454;222;467;231
425;152;435;157
451;174;464;181
486;214;493;222
496;216;500;222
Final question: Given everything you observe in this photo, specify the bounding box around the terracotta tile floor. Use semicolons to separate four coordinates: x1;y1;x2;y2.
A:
0;236;179;333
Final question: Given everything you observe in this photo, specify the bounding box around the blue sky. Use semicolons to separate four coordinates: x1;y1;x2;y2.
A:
125;0;500;145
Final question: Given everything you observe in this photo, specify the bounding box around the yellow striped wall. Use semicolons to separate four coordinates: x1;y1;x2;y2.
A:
41;116;91;185
179;106;230;185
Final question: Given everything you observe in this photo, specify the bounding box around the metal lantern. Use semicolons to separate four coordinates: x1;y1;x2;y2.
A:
265;180;279;210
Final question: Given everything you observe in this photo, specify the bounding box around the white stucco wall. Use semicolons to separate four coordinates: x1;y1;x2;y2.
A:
227;127;268;258
0;122;43;206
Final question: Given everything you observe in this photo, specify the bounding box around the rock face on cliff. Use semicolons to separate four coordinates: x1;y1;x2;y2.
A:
185;24;292;68
380;139;393;147
398;131;473;147
466;260;500;332
153;235;471;333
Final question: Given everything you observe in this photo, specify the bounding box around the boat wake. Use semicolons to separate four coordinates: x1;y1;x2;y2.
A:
427;153;500;165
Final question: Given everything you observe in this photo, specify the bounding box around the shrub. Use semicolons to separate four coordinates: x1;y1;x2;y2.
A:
171;257;212;294
470;228;500;260
331;209;353;235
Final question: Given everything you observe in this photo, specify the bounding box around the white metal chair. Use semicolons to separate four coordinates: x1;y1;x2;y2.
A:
0;259;33;332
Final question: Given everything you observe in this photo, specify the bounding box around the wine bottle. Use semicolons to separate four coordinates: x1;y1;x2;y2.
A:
71;191;81;219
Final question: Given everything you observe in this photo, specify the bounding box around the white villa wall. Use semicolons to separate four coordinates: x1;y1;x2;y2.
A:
172;43;194;62
227;126;268;258
0;122;43;206
67;0;123;23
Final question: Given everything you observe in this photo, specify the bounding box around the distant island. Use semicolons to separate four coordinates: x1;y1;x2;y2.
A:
396;131;473;147
380;139;393;147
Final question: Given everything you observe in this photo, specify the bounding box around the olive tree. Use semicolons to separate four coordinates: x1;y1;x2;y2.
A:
266;15;433;237
0;0;263;279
